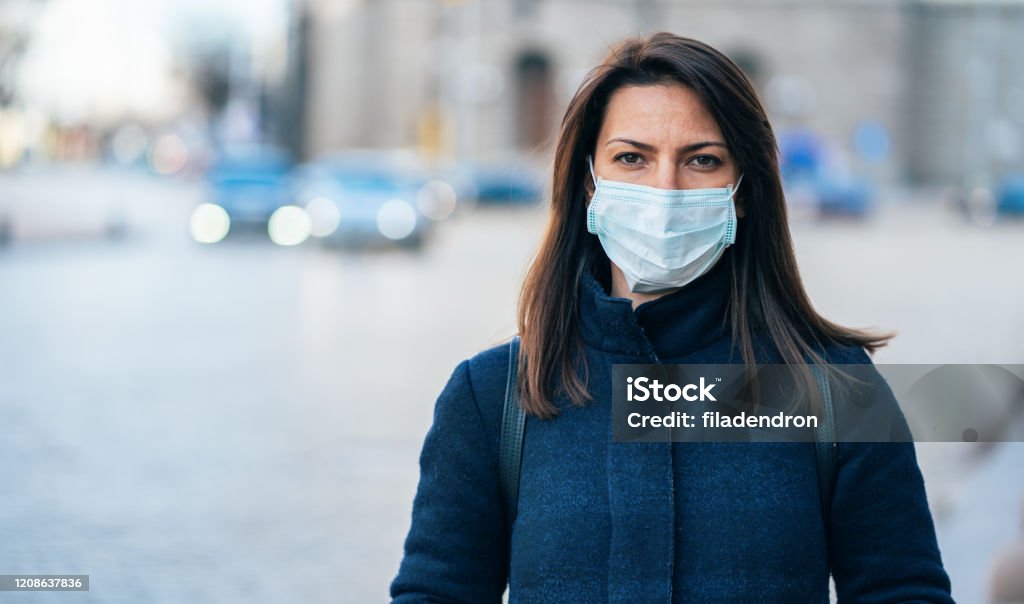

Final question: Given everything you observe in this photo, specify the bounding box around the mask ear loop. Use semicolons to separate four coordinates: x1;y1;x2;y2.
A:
585;155;601;235
730;173;745;197
587;155;598;187
728;173;745;229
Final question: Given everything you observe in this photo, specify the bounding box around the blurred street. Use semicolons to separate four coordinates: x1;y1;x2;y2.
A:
0;167;542;603
1;168;1023;602
3;0;1024;601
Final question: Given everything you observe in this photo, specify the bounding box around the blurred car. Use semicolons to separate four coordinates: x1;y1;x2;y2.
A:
811;175;873;217
455;161;544;205
190;144;294;243
782;173;874;219
997;175;1024;215
200;144;294;231
291;150;437;249
778;127;874;218
945;179;1024;225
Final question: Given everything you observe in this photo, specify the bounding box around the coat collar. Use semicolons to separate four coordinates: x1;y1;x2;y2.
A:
576;248;734;360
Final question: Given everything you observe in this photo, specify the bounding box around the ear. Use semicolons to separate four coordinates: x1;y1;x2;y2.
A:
584;176;595;201
733;174;746;218
582;155;596;201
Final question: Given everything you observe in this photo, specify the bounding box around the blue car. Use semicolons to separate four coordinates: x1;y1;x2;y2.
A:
997;175;1024;215
292;151;434;249
190;145;296;243
778;128;874;218
812;175;873;217
458;162;544;205
204;145;294;229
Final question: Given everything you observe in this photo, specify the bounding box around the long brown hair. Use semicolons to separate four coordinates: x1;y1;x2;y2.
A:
516;32;892;419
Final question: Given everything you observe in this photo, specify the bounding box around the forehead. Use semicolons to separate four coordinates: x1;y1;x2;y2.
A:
597;84;723;143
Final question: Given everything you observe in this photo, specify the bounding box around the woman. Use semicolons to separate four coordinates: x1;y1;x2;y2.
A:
391;33;953;603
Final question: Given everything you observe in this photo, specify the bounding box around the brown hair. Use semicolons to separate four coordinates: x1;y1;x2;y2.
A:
515;32;892;419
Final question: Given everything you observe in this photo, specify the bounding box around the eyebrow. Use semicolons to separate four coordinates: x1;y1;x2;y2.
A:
604;138;728;154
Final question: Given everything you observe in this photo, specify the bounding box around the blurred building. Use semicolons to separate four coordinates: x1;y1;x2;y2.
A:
905;1;1024;186
302;0;1023;187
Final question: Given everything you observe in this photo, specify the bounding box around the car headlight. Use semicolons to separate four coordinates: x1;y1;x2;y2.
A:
268;205;312;246
305;196;341;237
417;180;457;221
190;203;230;243
376;200;417;240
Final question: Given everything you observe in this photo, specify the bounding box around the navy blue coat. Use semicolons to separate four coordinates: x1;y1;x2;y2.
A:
390;257;953;603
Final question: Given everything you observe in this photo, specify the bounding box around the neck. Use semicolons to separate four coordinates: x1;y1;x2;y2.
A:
609;262;682;309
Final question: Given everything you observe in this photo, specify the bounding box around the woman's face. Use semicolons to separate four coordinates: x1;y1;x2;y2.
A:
590;83;744;216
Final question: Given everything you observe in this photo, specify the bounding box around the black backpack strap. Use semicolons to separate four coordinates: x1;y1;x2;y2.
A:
498;336;525;530
811;364;838;538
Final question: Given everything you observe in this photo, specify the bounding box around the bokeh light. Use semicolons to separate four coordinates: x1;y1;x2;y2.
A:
148;134;189;175
305;197;341;237
417;180;458;221
189;203;230;243
376;200;417;240
268;205;312;246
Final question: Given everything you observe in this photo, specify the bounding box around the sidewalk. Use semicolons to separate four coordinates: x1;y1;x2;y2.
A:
937;438;1024;603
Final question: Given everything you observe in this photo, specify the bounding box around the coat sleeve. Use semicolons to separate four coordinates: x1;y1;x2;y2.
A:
390;359;509;604
828;349;954;603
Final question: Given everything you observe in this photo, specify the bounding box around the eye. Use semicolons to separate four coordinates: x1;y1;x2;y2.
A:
613;152;644;166
689;154;723;169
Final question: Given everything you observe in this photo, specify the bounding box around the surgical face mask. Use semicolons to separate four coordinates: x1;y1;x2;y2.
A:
585;155;742;294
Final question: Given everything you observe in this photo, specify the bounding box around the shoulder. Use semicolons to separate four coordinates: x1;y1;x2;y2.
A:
819;340;874;365
427;339;516;457
816;342;915;442
419;343;512;464
465;339;516;399
464;339;517;440
436;339;514;409
750;329;875;366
